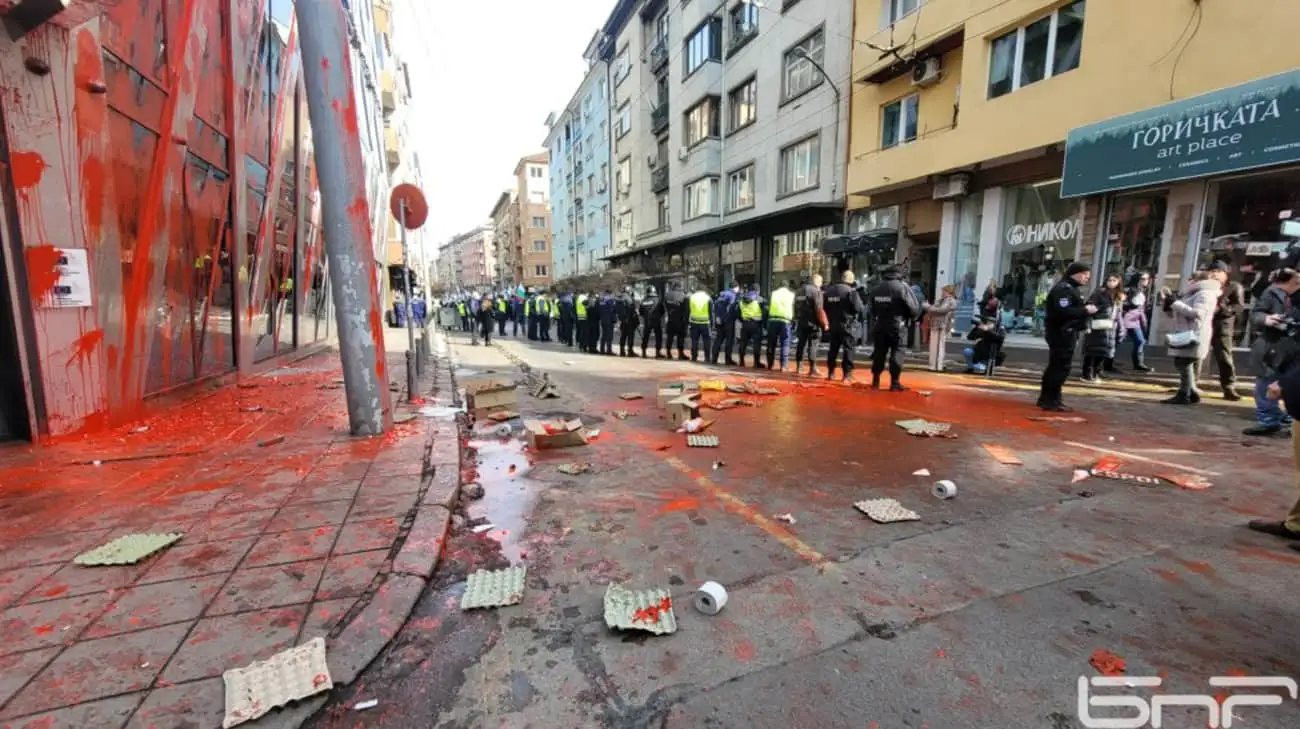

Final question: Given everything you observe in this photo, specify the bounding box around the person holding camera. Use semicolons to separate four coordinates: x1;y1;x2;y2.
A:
1037;262;1097;412
1244;268;1300;436
1159;270;1221;405
963;316;1006;374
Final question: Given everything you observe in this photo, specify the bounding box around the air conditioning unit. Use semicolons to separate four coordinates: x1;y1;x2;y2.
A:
911;57;942;88
677;147;690;162
932;173;970;200
647;155;658;168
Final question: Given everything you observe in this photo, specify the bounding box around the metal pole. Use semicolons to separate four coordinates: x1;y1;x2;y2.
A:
295;0;389;435
400;202;418;401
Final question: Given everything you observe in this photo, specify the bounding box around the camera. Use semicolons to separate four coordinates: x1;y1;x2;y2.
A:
1262;315;1300;373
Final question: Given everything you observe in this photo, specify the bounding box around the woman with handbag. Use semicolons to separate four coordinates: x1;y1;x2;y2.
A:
1080;275;1124;383
1161;270;1222;405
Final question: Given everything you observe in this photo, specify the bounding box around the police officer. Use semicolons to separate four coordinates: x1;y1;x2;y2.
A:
549;294;561;343
766;280;796;372
540;291;554;342
495;293;508;336
736;283;766;368
662;282;689;360
478;291;496;345
617;286;640;356
868;265;922;391
1038;262;1097;412
688;285;713;362
575;291;589;351
456;298;469;332
710;282;741;366
794;274;827;376
640;285;663;358
558;290;575;345
598;288;617;355
824;271;865;382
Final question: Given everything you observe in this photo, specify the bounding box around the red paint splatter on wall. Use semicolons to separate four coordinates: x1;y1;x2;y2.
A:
25;244;63;303
67;329;105;367
9;151;47;190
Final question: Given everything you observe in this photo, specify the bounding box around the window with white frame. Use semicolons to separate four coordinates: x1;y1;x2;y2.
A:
782;30;825;101
535;265;548;277
615;102;630;138
656;193;670;229
615;157;631;196
684;96;720;147
532;239;547;252
887;0;918;24
685;17;721;76
778;136;820;195
529;166;544;178
614;46;630;84
728;77;757;132
727;166;754;211
989;0;1085;99
531;216;546;228
683;177;718;220
881;94;919;148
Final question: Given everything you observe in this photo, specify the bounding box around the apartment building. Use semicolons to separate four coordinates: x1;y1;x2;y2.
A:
441;226;496;291
846;0;1300;346
490;190;519;288
545;35;614;281
603;0;852;293
511;153;555;288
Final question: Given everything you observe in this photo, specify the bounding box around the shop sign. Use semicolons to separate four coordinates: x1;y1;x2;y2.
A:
1006;218;1080;248
1061;69;1300;197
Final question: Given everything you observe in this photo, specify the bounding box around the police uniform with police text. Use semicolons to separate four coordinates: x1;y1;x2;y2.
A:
823;282;864;380
869;269;922;389
1038;276;1090;409
794;282;826;375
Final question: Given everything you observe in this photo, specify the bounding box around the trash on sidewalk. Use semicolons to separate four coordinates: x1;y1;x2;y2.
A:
486;410;519;422
604;583;677;635
420;405;465;418
741;380;781;396
1088;648;1127;677
619;392;644;400
699;379;726;391
532;373;560;399
461;565;527;610
557;462;591;475
130;425;150;434
678;417;715;434
241;405;264;413
981;443;1023;465
75;532;184;566
895;419;955;438
1027;415;1088;423
854;498;921;523
1159;472;1213;491
686;434;719;448
912;468;931;476
524;418;588;449
712;460;725;470
931;480;958;500
1072;469;1091;484
222;637;332;729
258;436;286;448
393;413;418;425
708;398;756;410
492;423;513;438
469;385;518;411
667;395;702;429
610;410;632;420
693;581;728;615
353;699;378;711
726;384;748;394
471;523;496;534
773;513;797;524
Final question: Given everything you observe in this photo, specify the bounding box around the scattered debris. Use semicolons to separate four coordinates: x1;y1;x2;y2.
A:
563;360;576;365
693;581;728;615
854;498;921;523
1159;472;1213;491
76;533;184;566
712;460;725;470
462;483;485;500
419;405;465;418
667;394;702;429
1077;490;1095;498
236;382;259;390
586;429;601;439
1088;466;1165;487
740;380;781;396
610;410;632;420
471;523;495;534
486;410;518;422
918;390;933;397
1089;648;1127;677
981;443;1023;465
895;419;955;438
1071;469;1091;484
619;392;644;400
461;565;527;610
241;405;264;413
92;460;102;466
493;423;513;438
222;637;332;729
532;374;560;399
686;434;720;448
556;462;592;475
1027;415;1088;423
604;583;677;635
773;513;797;524
708;398;757;410
524;419;587;449
912;468;931;476
699;379;726;391
258;436;286;448
353;699;378;711
931;480;958;500
679;417;716;434
654;444;672;451
726;384;748;394
317;383;344;390
393;413;418;425
130;425;150;434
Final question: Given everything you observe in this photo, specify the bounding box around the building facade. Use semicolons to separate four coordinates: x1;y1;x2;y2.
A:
511;152;554;288
846;0;1300;344
604;0;852;294
490;190;518;288
0;0;390;442
545;34;613;281
376;0;426;309
440;226;495;291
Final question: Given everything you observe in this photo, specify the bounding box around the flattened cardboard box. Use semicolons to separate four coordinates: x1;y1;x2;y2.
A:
462;375;514;395
469;385;517;411
524;418;588;449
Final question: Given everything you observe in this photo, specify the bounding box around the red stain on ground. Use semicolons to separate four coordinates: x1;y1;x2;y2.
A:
935;648;947;658
1089;649;1127;676
1060;552;1100;565
24;244;63;303
43;586;67;598
33;624;54;636
659;495;700;514
1235;546;1300;566
67;329;104;367
733;638;757;661
1176;559;1216;577
9;150;46;189
631;596;672;625
1151;568;1185;585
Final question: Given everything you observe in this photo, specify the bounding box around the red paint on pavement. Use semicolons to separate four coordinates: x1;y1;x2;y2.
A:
659;495;700;514
733;638;757;661
1060;552;1100;566
1089;649;1127;676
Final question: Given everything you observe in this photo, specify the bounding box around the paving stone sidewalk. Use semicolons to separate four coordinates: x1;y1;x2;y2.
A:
0;329;464;729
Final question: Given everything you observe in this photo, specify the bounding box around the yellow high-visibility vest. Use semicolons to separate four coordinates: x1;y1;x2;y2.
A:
739;299;762;321
551;299;560;317
769;288;795;322
576;294;588;320
688;291;711;324
497;298;506;313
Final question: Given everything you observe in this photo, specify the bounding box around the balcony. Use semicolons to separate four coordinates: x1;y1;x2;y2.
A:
384;127;400;169
728;24;757;56
381;70;397;114
574;160;584;176
650;102;668;134
650;165;669;194
649;39;668;73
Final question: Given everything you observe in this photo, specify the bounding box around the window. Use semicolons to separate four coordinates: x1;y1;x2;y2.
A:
616;212;632;244
887;0;918;24
615;102;630;138
615;157;631;195
529;166;544;178
881;94;919;148
614;46;630;84
656;193;670;229
727;166;754;211
531;216;545;228
684;96;720;147
730;2;758;48
534;265;549;277
988;0;1086;99
656;11;669;43
728;77;757;131
685;17;721;76
532;239;547;252
778;136;819;195
683;177;719;220
782;30;825;101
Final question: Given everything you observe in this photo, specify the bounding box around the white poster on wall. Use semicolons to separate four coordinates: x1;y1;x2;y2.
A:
44;248;92;308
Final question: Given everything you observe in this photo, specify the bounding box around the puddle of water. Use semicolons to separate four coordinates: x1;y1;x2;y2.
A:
468;438;539;565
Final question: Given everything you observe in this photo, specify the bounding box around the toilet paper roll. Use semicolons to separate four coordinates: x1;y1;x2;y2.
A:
694;581;728;615
494;423;512;437
932;480;957;500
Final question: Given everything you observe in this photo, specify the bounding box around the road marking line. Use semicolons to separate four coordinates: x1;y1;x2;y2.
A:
664;456;827;565
1064;441;1221;477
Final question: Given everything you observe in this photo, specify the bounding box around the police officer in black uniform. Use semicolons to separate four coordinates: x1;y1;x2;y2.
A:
1038;262;1097;412
868;265;922;391
662;282;689;360
794;273;827;377
598;289;618;355
616;286;640;357
640;285;663;358
823;270;865;382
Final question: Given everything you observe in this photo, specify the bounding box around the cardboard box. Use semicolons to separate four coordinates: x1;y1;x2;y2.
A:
657;388;684;409
462;375;514;395
523;419;588;449
667;396;701;430
469;385;517;411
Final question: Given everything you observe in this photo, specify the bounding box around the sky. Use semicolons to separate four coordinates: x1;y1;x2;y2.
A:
398;0;616;246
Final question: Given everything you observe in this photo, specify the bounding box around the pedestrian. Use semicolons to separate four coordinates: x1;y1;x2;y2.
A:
766;280;796;372
598;289;617;355
663;282;688;360
868;265;922;391
923;284;958;372
457;299;469;332
794;274;827;377
907;275;927;350
495;293;508;336
1246;366;1300;545
736;283;765;368
1245;267;1300;436
1080;274;1124;384
824;270;865;382
477;292;495;345
1037;262;1097;412
468;293;481;346
710;282;740;365
963;316;1006;373
575;291;589;351
617;286;640;357
1160;270;1222;405
526;289;539;341
1121;272;1152;372
511;293;524;337
1207;261;1244;400
687;284;713;362
640;285;664;358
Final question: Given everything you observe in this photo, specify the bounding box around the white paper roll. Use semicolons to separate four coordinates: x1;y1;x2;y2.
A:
932;480;957;500
494;423;512;437
694;581;728;615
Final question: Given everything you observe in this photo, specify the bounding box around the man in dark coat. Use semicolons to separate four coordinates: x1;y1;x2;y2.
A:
1208;261;1244;401
868;265;922;391
1037;262;1097;412
823;271;865;382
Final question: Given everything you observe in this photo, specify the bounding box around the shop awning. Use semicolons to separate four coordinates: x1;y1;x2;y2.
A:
821;230;899;255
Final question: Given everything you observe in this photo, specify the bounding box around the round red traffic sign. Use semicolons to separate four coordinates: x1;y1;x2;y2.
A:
389;183;428;230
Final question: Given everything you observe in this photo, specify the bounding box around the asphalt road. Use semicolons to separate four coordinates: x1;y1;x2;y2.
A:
307;329;1300;729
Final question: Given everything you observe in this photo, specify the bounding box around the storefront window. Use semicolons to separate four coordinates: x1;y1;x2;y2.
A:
682;243;721;292
998;180;1079;335
1103;194;1166;284
1196;167;1300;347
771;225;831;288
721;239;758;288
952;196;982;332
